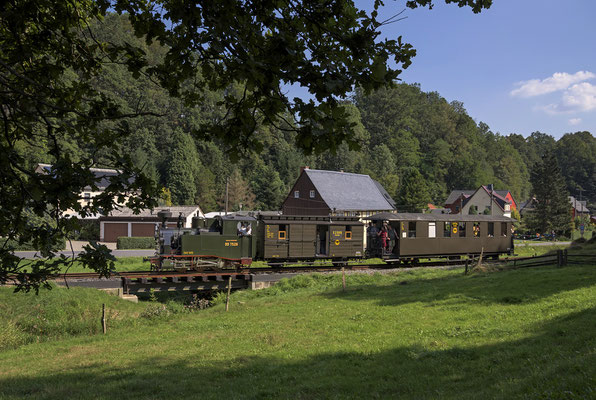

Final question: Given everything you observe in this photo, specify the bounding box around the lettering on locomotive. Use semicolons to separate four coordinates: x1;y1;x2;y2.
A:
224;240;239;247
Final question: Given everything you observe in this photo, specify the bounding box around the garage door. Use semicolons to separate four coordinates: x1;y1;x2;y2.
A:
104;223;128;242
132;223;157;237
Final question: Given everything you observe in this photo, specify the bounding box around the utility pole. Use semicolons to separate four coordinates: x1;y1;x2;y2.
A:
225;176;229;215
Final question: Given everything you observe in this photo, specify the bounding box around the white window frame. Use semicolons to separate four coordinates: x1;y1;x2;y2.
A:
309;190;315;198
294;190;299;198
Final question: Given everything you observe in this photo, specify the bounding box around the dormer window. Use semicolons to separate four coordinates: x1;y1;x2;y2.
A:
294;191;300;198
310;190;315;198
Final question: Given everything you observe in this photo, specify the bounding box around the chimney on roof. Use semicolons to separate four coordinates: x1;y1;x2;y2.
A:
300;166;309;174
340;169;344;173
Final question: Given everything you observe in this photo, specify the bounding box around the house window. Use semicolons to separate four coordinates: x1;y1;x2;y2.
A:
488;222;494;237
408;222;416;238
459;222;466;237
501;222;508;237
428;222;436;238
83;192;91;201
444;222;451;237
310;190;315;198
294;191;299;198
278;224;287;240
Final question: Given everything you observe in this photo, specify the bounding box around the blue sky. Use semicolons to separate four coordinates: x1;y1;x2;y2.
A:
351;0;596;139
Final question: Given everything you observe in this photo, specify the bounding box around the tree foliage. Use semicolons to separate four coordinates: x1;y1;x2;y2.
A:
527;152;572;235
397;168;432;213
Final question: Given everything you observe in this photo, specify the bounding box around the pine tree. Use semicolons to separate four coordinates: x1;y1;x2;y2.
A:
219;170;256;211
165;130;199;205
250;162;286;211
528;152;572;234
397;168;431;213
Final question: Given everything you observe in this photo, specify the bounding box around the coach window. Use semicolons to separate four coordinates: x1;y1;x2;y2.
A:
473;222;480;237
444;222;451;237
488;222;494;237
459;222;466;237
428;222;436;238
278;224;287;240
345;226;352;240
408;221;416;238
501;222;508;237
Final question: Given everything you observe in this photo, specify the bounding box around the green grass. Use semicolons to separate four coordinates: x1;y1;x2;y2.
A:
512;243;569;258
1;248;595;399
55;256;149;273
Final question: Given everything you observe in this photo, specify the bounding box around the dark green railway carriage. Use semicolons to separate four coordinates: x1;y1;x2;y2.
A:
255;215;364;262
366;213;514;260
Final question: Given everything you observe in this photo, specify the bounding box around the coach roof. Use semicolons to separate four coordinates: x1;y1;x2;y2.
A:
365;212;513;222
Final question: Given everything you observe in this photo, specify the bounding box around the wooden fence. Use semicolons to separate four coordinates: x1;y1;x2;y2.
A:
500;250;596;269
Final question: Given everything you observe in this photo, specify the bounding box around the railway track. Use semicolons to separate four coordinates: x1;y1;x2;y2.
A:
3;259;481;293
39;258;472;280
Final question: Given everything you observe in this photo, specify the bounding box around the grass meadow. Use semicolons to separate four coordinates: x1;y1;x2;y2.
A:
1;243;595;399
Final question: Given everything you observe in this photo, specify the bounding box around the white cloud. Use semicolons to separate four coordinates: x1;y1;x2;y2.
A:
542;82;596;114
510;71;595;98
568;118;582;126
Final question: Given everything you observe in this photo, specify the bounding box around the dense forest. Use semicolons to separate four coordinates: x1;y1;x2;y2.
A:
18;14;596;213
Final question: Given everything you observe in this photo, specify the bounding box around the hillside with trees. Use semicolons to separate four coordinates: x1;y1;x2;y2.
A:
14;14;596;215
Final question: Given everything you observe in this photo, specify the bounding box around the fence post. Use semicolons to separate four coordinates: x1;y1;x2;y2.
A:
564;249;568;266
225;275;232;312
342;267;346;291
465;258;469;275
557;250;562;267
102;303;107;334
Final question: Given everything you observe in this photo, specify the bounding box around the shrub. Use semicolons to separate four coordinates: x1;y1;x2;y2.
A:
117;237;156;249
1;237;66;251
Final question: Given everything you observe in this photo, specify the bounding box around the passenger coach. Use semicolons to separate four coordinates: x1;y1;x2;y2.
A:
365;213;514;261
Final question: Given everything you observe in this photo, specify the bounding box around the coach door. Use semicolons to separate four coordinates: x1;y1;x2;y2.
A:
316;225;329;256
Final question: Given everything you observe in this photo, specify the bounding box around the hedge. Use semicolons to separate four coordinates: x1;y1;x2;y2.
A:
117;237;156;250
2;237;67;251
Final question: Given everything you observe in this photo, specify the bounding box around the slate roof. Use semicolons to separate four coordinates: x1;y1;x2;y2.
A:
36;163;126;190
304;169;395;211
445;190;475;205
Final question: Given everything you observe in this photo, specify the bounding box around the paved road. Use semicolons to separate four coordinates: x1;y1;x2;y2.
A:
514;241;571;247
14;249;156;259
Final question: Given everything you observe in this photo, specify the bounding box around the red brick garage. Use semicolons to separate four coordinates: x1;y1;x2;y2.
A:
103;223;128;242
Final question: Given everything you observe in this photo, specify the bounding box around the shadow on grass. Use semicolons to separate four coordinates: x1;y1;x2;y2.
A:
321;265;596;308
1;307;594;399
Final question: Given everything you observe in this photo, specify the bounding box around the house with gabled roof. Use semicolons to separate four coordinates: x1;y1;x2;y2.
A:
569;196;590;219
445;186;514;217
35;163;131;217
281;167;396;217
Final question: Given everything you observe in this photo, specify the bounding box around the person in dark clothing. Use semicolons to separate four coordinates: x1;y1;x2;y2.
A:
387;223;397;252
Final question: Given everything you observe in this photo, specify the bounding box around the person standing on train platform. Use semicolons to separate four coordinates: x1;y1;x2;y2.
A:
378;223;389;252
387;223;397;252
